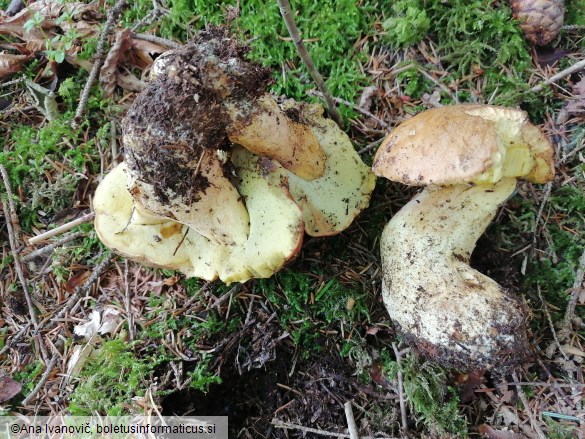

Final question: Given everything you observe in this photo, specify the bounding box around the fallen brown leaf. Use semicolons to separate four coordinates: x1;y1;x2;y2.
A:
478;424;526;439
65;270;91;293
0;52;29;79
100;28;133;98
0;374;22;403
128;37;167;69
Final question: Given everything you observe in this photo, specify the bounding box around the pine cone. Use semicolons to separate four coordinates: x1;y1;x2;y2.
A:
510;0;564;45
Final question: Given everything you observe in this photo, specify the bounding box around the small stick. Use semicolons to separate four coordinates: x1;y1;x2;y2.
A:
275;0;344;129
28;212;95;246
309;90;389;128
511;372;547;439
537;284;568;360
1;202;48;362
245;294;255;324
529;58;585;93
124;259;135;341
0;163;22;243
22;355;58;406
508;382;585;388
0;76;26;89
207;284;242;311
22;232;84;262
72;0;129;127
344;401;360;439
531;182;552;252
5;0;24;16
272;419;398;439
42;253;114;329
132;32;182;49
358;138;384;155
417;67;458;103
564;248;585;327
392;342;408;434
0;323;31;357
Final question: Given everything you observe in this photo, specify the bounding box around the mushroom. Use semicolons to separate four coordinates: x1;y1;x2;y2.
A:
93;27;375;283
123;26;326;246
95;99;374;283
94;147;304;283
372;105;554;372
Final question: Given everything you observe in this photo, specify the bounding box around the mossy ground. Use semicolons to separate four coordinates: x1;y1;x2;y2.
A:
1;0;584;437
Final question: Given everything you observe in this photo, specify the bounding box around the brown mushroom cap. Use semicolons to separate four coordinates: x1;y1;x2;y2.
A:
372;104;554;185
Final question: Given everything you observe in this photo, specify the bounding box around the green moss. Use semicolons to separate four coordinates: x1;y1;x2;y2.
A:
123;0;375;120
382;0;532;107
382;350;468;436
258;270;369;352
525;184;585;314
565;0;585;26
187;354;222;392
13;361;45;394
382;0;431;47
68;338;153;415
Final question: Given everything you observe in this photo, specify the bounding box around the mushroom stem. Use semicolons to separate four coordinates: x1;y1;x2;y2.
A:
380;178;531;371
226;95;326;180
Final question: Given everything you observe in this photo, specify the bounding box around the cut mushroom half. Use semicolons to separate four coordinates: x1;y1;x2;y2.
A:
373;104;554;372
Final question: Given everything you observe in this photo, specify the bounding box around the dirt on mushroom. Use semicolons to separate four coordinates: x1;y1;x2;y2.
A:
123;26;271;207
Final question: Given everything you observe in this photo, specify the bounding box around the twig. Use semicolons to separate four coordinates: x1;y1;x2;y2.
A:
537;284;568;360
358;138;384;155
529;58;585;93
1;173;49;363
309;90;389;128
0;163;22;243
511;373;547;439
130;0;168;31
22;232;84;262
132;32;182;49
508;382;585;388
72;0;129;127
5;0;24;16
531;182;552;253
42;253;114;330
0;323;31;357
344;401;360;439
392;342;408;434
0;76;26;89
564;248;585;327
124;259;135;341
28;212;95;246
417;67;458;103
272;419;397;439
275;0;344;129
245;294;255;324
206;284;242;311
22;355;58;406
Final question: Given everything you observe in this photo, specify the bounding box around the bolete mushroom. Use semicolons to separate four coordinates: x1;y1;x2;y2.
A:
123;26;326;246
373;104;554;372
93;27;375;283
